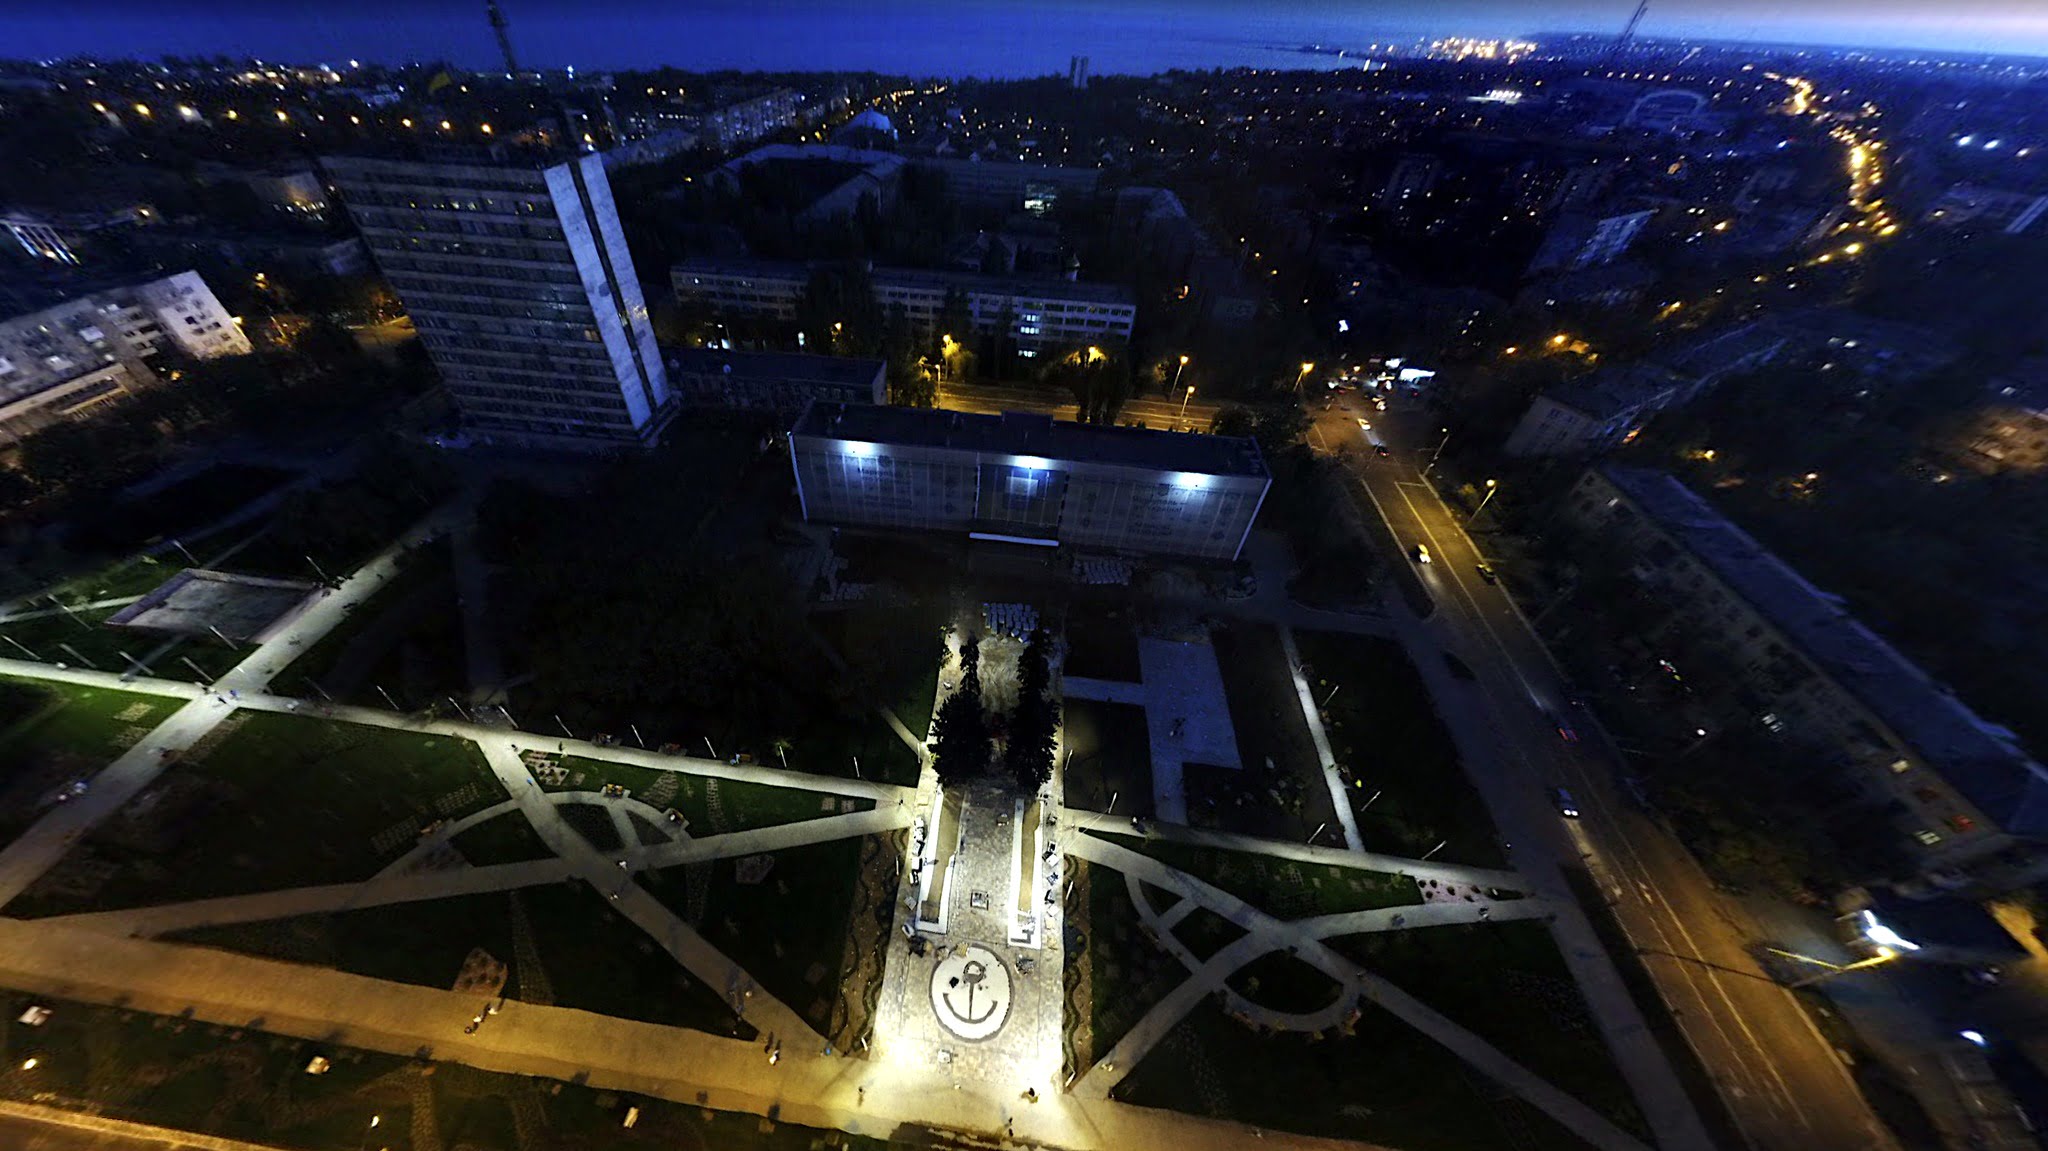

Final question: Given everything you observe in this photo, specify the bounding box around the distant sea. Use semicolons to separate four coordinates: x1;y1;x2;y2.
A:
12;0;1466;77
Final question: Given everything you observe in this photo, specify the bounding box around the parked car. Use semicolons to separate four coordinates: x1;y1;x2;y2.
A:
1475;562;1498;584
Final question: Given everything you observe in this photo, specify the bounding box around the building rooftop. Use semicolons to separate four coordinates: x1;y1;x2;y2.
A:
663;346;882;385
1597;464;2048;836
673;255;1136;307
1650;319;1790;381
1547;364;1681;421
793;403;1269;479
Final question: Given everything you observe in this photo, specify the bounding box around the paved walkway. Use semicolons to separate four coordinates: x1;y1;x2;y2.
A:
1069;833;1651;1151
0;595;145;624
1277;623;1364;853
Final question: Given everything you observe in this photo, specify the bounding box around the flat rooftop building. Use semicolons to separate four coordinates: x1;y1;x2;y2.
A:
662;346;883;412
323;152;670;449
789;404;1269;561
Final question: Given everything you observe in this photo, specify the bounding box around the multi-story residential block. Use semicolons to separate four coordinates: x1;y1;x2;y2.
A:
323;152;671;448
1566;465;2048;888
1527;208;1656;275
704;88;803;149
789;404;1269;561
1924;183;2048;236
672;257;1136;358
662;347;883;413
0;270;248;443
1960;358;2048;474
1504;321;1790;457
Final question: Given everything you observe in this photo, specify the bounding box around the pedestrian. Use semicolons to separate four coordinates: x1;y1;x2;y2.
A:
857;1086;865;1107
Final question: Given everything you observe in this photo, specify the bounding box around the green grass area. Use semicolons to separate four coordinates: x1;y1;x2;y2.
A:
1060;698;1153;816
267;539;460;706
1116;999;1596;1151
558;803;623;851
1330;921;1647;1138
1295;630;1506;867
1112;835;1421;919
0;992;887;1150
0;597;249;684
167;881;752;1041
66;465;298;557
802;607;942;786
449;810;553;865
1173;906;1248;962
1226;951;1346;1014
0;677;182;847
1072;860;1196;1069
518;881;754;1038
549;757;873;835
642;836;867;1036
1197;622;1336;842
38;552;189;605
9;713;504;918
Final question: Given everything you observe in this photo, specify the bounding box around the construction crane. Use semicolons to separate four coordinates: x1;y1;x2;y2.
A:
487;0;520;76
1607;0;1650;62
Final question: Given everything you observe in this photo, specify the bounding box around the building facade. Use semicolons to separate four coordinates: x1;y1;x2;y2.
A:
324;152;671;447
1566;466;2048;888
663;347;883;412
0;270;248;443
789;405;1269;561
672;257;1136;358
1527;208;1656;274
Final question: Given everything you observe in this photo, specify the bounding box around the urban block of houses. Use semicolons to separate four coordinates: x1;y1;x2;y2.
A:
1567;465;2048;890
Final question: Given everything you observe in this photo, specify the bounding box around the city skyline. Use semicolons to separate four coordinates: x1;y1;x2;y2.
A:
9;0;2048;75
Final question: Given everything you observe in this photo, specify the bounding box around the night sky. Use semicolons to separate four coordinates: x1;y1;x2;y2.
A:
8;0;2047;74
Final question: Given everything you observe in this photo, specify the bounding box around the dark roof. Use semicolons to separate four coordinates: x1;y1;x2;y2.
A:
672;256;1135;307
1597;465;2048;836
1650;319;1790;381
1546;364;1681;421
663;346;881;385
792;403;1269;479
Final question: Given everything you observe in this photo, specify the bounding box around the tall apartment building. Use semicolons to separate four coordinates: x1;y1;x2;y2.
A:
704;89;803;149
672;257;1136;357
789;405;1269;561
323;152;671;448
1567;465;2048;888
0;270;249;443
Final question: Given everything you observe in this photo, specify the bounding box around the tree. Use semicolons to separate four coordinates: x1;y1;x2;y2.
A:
932;634;991;786
1006;628;1059;793
1043;345;1129;424
795;262;884;357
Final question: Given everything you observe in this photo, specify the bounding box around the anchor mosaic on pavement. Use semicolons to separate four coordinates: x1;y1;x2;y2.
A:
931;943;1012;1041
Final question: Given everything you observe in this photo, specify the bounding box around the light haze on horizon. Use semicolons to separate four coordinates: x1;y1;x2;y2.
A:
8;0;2046;73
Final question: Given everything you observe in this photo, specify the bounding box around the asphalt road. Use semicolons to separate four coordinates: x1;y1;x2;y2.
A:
937;380;1222;430
1308;393;1896;1151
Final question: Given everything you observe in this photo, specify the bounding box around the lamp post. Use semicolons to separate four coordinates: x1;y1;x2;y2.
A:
1294;361;1315;394
1171;354;1189;395
1178;385;1195;421
1423;427;1451;475
1467;479;1498;525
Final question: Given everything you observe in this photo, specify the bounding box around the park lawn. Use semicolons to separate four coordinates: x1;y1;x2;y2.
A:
1072;860;1194;1070
450;810;554;865
267;539;460;706
0;677;181;846
518;880;755;1038
1225;951;1347;1014
39;552;188;605
1330;921;1649;1140
1294;630;1506;867
551;756;873;835
1111;835;1422;920
169;891;519;992
641;836;866;1036
0;992;886;1151
800;608;941;786
1173;906;1247;961
0;599;258;685
1115;999;1598;1151
9;713;505;918
1201;622;1339;842
1060;698;1154;817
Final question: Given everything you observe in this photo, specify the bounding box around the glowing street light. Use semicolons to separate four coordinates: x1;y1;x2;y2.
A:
1179;385;1195;421
1171;353;1189;394
1467;478;1499;524
1294;361;1315;393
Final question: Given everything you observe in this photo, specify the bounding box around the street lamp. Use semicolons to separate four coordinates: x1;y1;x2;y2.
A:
1467;478;1498;524
1179;385;1195;421
1171;354;1189;394
1295;361;1315;393
1423;427;1451;475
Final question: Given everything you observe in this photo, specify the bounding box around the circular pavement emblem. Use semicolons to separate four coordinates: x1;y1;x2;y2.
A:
930;944;1012;1041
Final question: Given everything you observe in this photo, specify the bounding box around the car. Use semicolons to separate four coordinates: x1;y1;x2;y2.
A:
1539;708;1579;742
1356;418;1373;430
1373;396;1387;411
1413;544;1432;564
1374;443;1391;457
1475;562;1498;584
1552;787;1581;818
